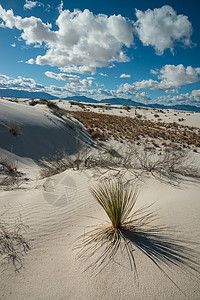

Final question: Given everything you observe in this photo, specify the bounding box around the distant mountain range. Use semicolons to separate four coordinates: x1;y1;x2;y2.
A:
0;88;200;112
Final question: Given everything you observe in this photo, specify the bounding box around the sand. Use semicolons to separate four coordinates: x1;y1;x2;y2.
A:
0;98;200;300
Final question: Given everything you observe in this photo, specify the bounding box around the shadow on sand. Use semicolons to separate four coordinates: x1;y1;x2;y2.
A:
77;207;200;292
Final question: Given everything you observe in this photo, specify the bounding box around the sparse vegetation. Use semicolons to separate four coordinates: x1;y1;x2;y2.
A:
0;156;28;189
67;110;200;148
46;100;59;111
29;98;47;106
39;142;200;181
0;216;30;272
0;156;18;175
7;122;22;136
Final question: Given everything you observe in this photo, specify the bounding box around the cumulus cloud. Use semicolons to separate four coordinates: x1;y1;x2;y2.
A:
57;1;64;14
99;73;108;76
26;58;35;64
98;89;113;97
24;1;43;10
136;91;151;101
59;65;96;74
119;64;200;94
45;71;93;87
158;90;200;106
0;74;10;80
1;72;200;106
0;75;45;91
135;5;193;55
158;64;200;86
120;73;131;78
0;5;134;72
0;5;55;45
192;89;200;100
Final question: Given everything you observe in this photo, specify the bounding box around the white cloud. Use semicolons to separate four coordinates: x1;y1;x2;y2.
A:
160;90;200;106
57;1;63;14
99;73;108;77
0;5;54;45
0;5;134;72
158;64;200;86
192;89;200;100
1;72;200;106
59;65;96;74
118;79;170;93
150;69;158;75
0;75;45;91
135;5;193;55
119;64;200;93
120;73;131;78
24;1;43;10
26;58;35;64
136;91;151;101
0;74;10;80
98;89;113;97
45;71;93;87
11;43;16;47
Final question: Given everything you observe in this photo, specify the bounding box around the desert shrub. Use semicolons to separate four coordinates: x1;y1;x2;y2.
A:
7;122;21;136
0;156;28;190
39;98;47;104
129;145;200;178
77;103;85;109
0;217;30;272
0;156;18;175
40;146;93;177
136;113;142;119
46;100;59;111
67;110;200;147
29;99;38;106
40;150;71;178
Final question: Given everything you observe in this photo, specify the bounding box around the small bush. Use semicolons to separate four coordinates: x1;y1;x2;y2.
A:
0;217;30;272
0;157;18;175
7;122;21;136
46;100;59;111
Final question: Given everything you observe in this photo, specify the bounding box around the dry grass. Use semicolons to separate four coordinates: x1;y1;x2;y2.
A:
7;122;22;136
67;110;200;148
0;156;18;175
0;156;28;190
0;216;30;272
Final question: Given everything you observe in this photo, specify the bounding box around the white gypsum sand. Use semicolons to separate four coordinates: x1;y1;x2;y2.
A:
0;98;200;300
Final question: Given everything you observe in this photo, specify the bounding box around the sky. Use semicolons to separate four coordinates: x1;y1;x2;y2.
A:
0;0;200;106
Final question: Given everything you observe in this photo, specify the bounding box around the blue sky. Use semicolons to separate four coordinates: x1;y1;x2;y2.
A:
0;0;200;106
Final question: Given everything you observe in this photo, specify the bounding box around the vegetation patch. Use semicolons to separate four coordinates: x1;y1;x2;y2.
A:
67;110;200;148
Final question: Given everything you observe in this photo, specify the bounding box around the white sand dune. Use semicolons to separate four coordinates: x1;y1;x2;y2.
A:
0;99;92;161
0;98;200;300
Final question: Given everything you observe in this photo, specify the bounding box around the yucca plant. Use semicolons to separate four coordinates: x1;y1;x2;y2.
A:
77;180;145;272
78;180;200;282
91;180;138;230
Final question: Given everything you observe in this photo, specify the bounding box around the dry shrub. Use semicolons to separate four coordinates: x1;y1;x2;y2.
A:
0;156;28;190
7;122;22;136
0;156;18;175
0;216;30;272
67;110;200;147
